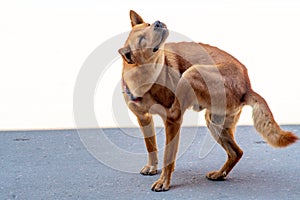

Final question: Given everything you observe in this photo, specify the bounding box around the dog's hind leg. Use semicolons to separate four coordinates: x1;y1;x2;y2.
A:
138;114;158;176
205;109;243;180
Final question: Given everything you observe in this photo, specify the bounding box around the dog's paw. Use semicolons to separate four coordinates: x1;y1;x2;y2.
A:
140;165;157;176
206;171;227;181
151;178;170;192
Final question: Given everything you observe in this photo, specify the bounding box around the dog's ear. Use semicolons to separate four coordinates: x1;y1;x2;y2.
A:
130;10;144;27
118;47;134;64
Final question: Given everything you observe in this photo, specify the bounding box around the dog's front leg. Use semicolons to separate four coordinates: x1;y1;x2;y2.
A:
151;118;182;192
137;114;158;175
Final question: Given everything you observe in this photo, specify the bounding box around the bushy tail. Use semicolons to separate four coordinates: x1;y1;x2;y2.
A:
245;90;298;147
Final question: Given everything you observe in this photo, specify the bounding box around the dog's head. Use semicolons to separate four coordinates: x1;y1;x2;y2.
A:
118;10;169;99
118;10;169;65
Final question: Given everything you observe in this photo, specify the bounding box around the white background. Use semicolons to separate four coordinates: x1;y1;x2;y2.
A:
0;0;299;130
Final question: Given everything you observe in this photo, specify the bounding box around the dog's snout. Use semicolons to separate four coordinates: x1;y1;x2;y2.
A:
154;20;162;28
154;20;166;29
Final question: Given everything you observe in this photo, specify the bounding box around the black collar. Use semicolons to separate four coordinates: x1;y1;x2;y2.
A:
122;79;143;102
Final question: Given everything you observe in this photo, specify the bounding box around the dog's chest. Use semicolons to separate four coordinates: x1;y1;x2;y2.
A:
150;84;175;108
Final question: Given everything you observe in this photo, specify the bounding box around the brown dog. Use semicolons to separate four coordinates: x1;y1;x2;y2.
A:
118;10;298;192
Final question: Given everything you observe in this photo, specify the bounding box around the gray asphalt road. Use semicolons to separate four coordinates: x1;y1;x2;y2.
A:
0;126;299;200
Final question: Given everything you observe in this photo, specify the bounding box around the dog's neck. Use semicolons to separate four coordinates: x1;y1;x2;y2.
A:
122;49;166;98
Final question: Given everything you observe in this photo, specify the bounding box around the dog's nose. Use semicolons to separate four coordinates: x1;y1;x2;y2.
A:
154;20;166;29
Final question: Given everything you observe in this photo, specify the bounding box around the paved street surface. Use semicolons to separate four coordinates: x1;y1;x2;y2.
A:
0;126;299;200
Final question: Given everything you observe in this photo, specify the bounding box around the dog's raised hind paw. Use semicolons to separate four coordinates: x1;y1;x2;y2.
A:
206;171;227;181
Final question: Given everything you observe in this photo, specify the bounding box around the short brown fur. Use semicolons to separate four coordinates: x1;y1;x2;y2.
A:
119;10;298;192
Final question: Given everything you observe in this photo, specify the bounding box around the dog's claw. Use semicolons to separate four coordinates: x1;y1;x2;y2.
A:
151;178;170;192
206;171;227;181
140;165;158;176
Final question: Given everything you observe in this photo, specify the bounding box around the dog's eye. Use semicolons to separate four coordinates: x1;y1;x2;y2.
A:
139;36;146;46
147;23;150;26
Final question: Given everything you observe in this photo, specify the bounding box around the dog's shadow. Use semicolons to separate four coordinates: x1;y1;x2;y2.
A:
169;168;229;190
149;166;278;192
